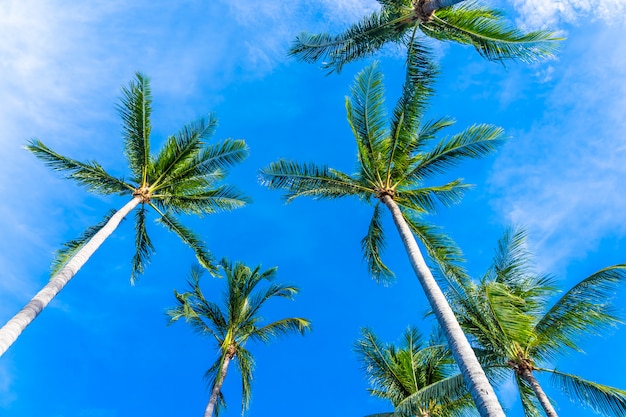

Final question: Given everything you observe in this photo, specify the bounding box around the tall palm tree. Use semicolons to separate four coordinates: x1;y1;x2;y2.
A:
290;0;561;74
356;326;477;417
261;53;507;416
0;72;249;357
447;228;626;416
167;259;311;417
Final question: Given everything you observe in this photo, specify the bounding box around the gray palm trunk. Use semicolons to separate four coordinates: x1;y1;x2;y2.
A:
0;196;141;357
421;0;465;14
520;369;559;417
380;194;505;417
205;354;233;417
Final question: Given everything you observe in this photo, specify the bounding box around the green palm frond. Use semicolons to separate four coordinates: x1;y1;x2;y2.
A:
235;347;255;415
26;139;132;195
117;72;152;184
249;318;311;343
547;368;626;416
411;124;506;180
397;179;469;212
153;185;250;215
149;114;218;188
362;203;395;284
130;205;155;284
155;210;217;275
260;160;368;201
50;209;119;276
515;374;543;417
395;374;470;416
533;264;626;361
423;3;562;63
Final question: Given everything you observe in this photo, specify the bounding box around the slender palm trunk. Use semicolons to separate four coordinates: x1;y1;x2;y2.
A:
520;369;558;417
380;195;505;417
205;354;233;417
0;197;141;357
421;0;465;15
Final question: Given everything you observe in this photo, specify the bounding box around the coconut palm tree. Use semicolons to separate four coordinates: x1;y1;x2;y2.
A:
0;72;249;357
167;259;311;417
290;0;561;74
357;326;477;417
447;228;626;416
261;53;507;416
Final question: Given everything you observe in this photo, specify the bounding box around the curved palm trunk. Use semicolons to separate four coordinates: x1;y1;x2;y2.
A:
0;197;141;357
519;369;558;417
421;0;465;15
205;354;233;417
381;195;505;417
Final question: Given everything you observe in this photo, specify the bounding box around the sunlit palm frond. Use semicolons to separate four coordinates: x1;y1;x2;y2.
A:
532;265;626;361
397;179;469;212
149;114;218;188
155;210;217;275
395;374;470;417
424;3;562;63
362;204;395;284
260;160;368;201
50;209;118;276
26;139;132;195
153;185;250;215
547;368;626;416
411;124;505;180
117;72;152;184
236;347;255;415
249;318;311;344
130;205;155;284
516;375;543;417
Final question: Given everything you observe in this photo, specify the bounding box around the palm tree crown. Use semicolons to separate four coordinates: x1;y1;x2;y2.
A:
290;0;562;74
168;260;311;417
0;72;249;357
357;327;476;417
261;55;508;416
447;228;626;416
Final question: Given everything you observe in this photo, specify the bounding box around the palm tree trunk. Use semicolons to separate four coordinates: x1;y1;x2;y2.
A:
0;197;141;357
380;195;505;417
519;369;559;417
421;0;465;15
205;354;233;417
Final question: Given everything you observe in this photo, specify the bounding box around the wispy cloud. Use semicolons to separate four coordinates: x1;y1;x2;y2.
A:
511;0;626;29
489;24;626;270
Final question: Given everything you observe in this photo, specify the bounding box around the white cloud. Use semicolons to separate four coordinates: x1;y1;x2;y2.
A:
489;25;626;270
512;0;626;29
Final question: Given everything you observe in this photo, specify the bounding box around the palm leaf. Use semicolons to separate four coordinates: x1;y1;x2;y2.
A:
547;368;626;416
152;185;250;215
50;209;119;276
130;205;155;283
117;72;152;184
249;318;311;343
362;203;395;284
26;139;132;195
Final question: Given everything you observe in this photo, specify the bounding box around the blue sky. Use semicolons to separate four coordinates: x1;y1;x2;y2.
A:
1;0;626;416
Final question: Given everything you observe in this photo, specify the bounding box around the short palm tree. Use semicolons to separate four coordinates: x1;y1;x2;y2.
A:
0;72;249;357
261;55;507;416
448;228;626;417
357;326;477;417
290;0;561;74
167;259;311;417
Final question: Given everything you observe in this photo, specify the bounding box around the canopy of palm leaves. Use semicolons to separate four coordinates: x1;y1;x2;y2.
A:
446;228;626;416
27;72;249;281
167;259;311;416
262;51;506;282
290;0;562;74
357;327;477;417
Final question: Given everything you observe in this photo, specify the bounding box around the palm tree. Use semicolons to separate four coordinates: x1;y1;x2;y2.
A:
290;0;561;74
0;72;249;357
356;326;477;417
261;54;507;416
167;259;311;417
447;228;626;416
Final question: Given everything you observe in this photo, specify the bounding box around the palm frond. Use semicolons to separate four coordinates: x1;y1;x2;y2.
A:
249;318;311;343
155;210;217;275
361;203;395;284
26;139;132;195
547;368;626;416
235;347;255;415
397;179;470;212
117;72;152;184
130;205;155;284
260;160;369;202
395;374;469;416
533;264;626;360
515;374;544;417
410;124;506;180
423;3;562;63
152;185;250;215
50;209;119;276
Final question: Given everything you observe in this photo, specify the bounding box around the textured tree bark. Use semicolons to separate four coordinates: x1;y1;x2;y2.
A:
204;354;233;417
381;195;505;417
0;197;141;357
520;368;559;417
